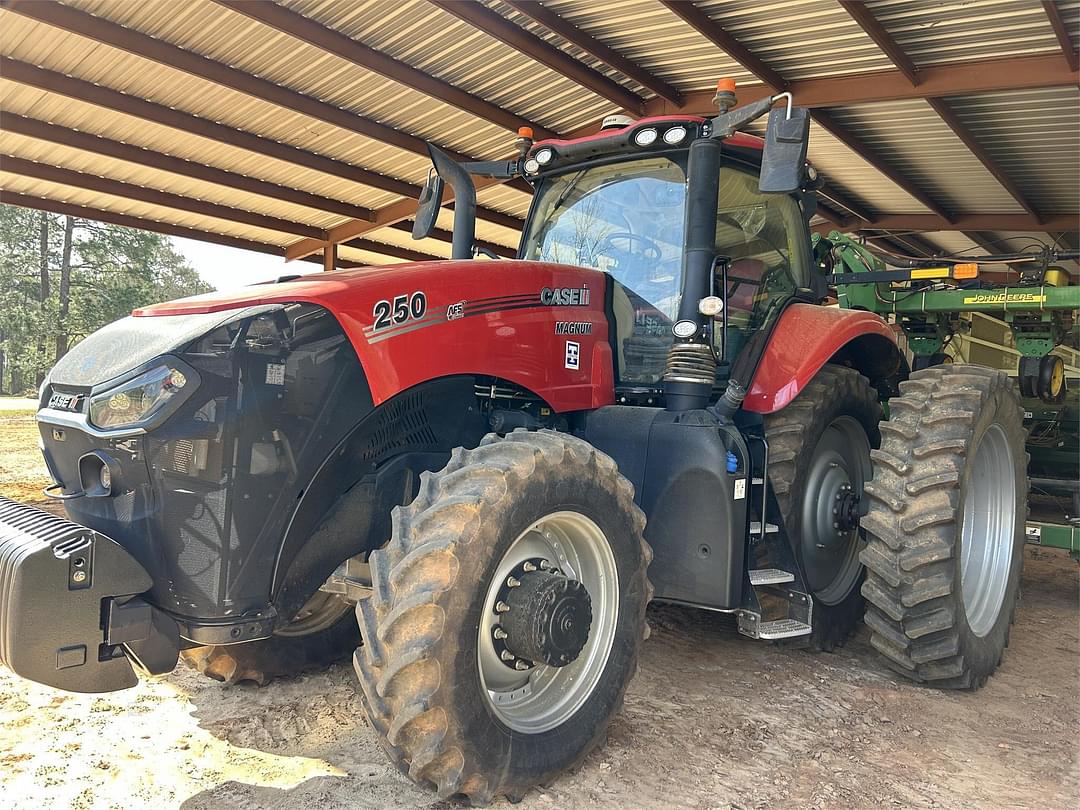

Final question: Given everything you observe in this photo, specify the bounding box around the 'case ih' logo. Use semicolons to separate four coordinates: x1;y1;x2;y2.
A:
48;392;81;411
541;286;591;306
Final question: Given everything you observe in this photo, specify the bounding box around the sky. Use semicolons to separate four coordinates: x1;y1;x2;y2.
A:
172;237;322;291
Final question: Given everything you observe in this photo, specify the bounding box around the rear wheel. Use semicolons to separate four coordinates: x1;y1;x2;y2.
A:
860;364;1027;689
764;365;881;650
353;430;651;804
181;584;357;686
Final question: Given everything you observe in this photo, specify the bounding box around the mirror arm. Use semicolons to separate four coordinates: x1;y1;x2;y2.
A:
460;160;519;179
708;93;781;139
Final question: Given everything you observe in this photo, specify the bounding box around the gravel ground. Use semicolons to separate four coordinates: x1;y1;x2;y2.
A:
0;410;1076;809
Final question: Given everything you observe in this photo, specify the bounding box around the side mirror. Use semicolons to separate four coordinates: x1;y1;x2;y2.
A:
759;106;810;194
412;170;444;240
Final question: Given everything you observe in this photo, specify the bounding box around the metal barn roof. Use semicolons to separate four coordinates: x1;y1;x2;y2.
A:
0;0;1077;272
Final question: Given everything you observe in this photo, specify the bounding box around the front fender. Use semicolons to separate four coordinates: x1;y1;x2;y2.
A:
743;304;901;413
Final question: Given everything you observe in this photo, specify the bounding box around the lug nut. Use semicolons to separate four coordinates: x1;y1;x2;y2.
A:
514;660;531;670
522;561;537;572
500;650;515;661
539;560;551;570
493;627;507;640
495;601;510;613
506;576;521;588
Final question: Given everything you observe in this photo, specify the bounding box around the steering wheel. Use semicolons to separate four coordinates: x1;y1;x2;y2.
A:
601;232;662;262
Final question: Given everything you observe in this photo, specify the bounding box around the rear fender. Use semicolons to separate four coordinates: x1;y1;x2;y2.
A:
743;304;903;413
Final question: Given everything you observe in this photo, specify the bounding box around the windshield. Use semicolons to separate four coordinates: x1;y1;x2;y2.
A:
522;157;687;320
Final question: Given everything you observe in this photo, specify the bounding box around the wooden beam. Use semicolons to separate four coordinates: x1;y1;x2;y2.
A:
1043;1;1079;72
838;1;920;86
0;154;327;239
344;238;441;263
2;0;475;162
0;57;415;197
427;0;645;114
386;221;515;258
0;111;375;221
659;0;787;91
285;174;519;261
0;188;354;267
837;212;1077;233
213;0;556;140
924;98;1042;222
641;53;1078;117
502;1;682;106
654;4;953;222
322;243;336;272
0;58;521;233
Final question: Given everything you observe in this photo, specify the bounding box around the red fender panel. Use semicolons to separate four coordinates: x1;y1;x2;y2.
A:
743;303;899;414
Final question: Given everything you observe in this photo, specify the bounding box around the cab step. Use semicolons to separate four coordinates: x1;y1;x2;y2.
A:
748;568;795;586
749;521;779;535
757;619;812;640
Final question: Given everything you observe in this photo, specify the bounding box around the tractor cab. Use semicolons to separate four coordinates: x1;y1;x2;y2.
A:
418;82;816;411
518;116;815;397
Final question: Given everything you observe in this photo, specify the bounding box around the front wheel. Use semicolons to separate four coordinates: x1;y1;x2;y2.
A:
353;430;651;804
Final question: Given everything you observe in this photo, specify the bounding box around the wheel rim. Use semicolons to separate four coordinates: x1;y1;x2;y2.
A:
273;589;352;637
961;424;1017;637
799;415;872;605
477;511;619;734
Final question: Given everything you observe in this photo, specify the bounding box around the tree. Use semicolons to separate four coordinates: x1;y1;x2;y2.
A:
0;204;213;394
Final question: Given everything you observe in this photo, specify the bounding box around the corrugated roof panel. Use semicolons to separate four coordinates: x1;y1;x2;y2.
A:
271;0;628;132
0;79;405;210
947;87;1080;214
0;169;298;244
823;99;1023;215
0;131;354;232
865;0;1063;67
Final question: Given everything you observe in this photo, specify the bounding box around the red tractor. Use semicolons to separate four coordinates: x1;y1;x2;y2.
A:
0;86;1026;804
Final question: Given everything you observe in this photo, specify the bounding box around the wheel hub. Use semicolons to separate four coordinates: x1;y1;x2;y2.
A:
496;562;593;669
832;484;861;533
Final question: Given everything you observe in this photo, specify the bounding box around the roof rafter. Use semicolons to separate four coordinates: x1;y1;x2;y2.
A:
3;0;469;162
212;0;556;140
836;2;1041;222
641;53;1078;117
815;212;1076;235
0;154;326;239
427;0;646;114
0;189;367;267
0;57;520;232
344;237;442;263
659;0;788;90
503;1;682;106
924;97;1043;221
386;221;515;258
0;112;375;222
1043;1;1079;72
662;1;952;222
838;1;920;86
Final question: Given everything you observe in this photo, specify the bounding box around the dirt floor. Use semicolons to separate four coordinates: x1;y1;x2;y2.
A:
0;408;1077;810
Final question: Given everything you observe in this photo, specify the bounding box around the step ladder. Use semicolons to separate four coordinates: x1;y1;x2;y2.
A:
736;434;812;641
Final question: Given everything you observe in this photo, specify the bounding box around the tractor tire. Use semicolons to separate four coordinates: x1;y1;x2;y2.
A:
353;429;651;805
181;590;358;686
764;365;881;651
860;365;1028;689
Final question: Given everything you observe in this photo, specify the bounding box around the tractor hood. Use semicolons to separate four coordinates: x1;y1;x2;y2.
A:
104;259;612;412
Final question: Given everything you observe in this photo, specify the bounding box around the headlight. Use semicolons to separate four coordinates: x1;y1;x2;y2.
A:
534;147;554;165
89;362;193;430
633;128;658;147
523;158;540;174
663;126;687;144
